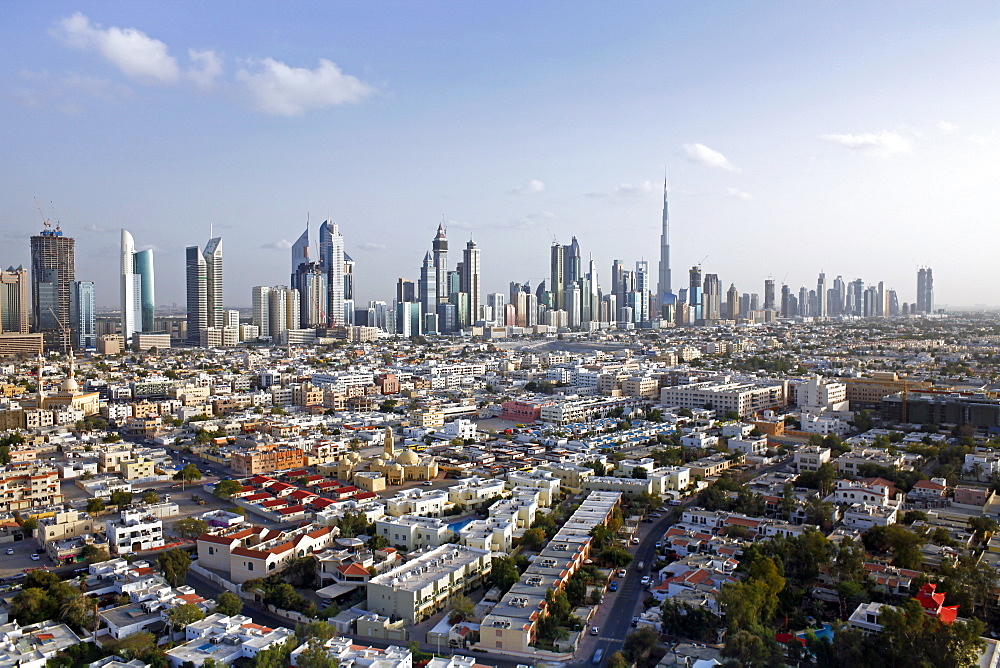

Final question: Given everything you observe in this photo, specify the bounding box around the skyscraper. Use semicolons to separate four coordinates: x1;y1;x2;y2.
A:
319;220;345;326
203;237;224;329
688;266;703;322
252;286;271;339
727;283;739;320
656;177;673;313
30;222;75;351
0;267;30;334
418;251;437;316
432;223;449;304
461;238;481;323
816;272;827;318
185;245;207;343
120;230;155;343
702;273;721;321
290;223;310;289
917;267;934;314
550;243;565;311
763;278;775;311
69;281;96;350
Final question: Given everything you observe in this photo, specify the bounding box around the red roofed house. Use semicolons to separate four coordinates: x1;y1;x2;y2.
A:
914;583;959;624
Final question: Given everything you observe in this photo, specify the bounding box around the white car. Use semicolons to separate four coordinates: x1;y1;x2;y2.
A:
640;575;651;586
617;569;627;577
30;554;40;561
590;626;599;636
4;549;12;555
422;481;434;486
631;537;640;545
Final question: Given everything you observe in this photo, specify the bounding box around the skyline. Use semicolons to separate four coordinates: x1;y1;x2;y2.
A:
4;3;1000;308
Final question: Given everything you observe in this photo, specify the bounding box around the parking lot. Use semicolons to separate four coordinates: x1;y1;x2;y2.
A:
0;539;49;578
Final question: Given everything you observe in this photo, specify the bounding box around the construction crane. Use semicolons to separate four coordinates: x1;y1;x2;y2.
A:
697;254;709;268
47;307;71;355
34;197;51;229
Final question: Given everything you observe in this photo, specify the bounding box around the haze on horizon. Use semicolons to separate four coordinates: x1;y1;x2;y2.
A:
3;1;1000;310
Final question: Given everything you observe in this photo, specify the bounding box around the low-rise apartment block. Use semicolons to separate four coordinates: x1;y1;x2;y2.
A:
231;443;306;476
366;544;493;625
165;614;294;667
0;466;63;512
376;515;452;551
106;508;164;555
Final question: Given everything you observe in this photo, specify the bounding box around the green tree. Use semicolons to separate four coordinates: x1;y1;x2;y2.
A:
165;602;205;634
607;651;629;668
214;591;243;617
102;631;160;662
294;638;338;668
109;490;133;511
141;490;160;505
596;545;633;568
622;627;660;664
520;527;546;550
213;479;242;499
449;595;475;623
880;597;985;667
80;543;109;564
173;463;203;489
489;556;521;594
173;517;209;539
85;497;105;514
367;534;388;551
158;548;192;587
10;588;56;625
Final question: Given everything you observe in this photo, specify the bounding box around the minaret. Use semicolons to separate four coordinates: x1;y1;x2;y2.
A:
383;426;395;458
432;222;449;304
657;175;673;313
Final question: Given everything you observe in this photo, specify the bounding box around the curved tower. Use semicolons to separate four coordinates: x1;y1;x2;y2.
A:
120;229;142;343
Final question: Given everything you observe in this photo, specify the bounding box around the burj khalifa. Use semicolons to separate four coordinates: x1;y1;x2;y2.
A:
656;177;673;314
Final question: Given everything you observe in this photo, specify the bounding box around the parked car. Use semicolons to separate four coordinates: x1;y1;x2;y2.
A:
4;549;12;555
422;481;434;486
608;581;618;592
649;512;662;518
617;569;627;577
590;626;600;636
640;575;651;587
631;537;640;545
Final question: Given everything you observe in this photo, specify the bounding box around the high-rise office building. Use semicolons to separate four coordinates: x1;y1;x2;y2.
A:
185;245;207;343
30;223;75;351
816;272;827;318
186;236;223;343
763;278;775;311
319;220;345;325
252;286;271;339
296;263;327;327
634;260;650;322
290;223;310;290
727;283;739;320
461;238;481;323
343;253;355;325
397;279;415;305
432;223;449;304
550;242;565;311
204;237;224;328
688;266;703;322
917;267;934;314
657;177;673;312
69;281;96;350
120;230;155;343
702;273;721;321
419;251;437;316
0;267;30;334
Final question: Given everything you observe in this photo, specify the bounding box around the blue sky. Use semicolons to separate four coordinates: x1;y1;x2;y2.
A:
3;2;1000;309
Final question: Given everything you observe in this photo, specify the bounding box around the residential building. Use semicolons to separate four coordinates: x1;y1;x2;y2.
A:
166;613;294;667
366;544;493;625
106;508;164;555
0;467;63;513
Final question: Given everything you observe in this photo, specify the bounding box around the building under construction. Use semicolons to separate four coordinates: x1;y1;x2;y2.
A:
30;223;75;352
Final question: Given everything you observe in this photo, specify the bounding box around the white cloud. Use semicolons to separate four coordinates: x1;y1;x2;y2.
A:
83;224;111;233
237;58;374;116
818;130;913;157
507;179;545;196
357;242;386;251
613;181;657;198
188;49;223;89
53;12;181;85
726;187;752;201
938;121;958;133
968;131;999;146
260;239;293;250
684;143;738;172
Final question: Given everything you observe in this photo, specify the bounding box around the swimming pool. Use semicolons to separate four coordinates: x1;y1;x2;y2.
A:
797;623;834;642
448;519;474;533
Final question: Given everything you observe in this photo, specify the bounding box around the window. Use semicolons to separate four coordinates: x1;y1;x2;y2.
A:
247;562;254;571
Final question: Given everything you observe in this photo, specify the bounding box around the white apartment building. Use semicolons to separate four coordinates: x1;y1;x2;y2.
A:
376;515;453;551
106;509;164;555
448;476;506;510
290;637;412;668
506;470;560;507
660;380;786;419
728;436;768;456
385;489;451;517
366;544;493;625
793;446;831;473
